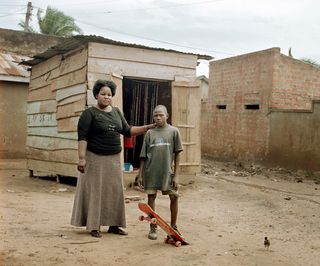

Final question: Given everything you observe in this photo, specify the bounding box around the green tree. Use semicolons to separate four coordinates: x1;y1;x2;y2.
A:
18;20;36;33
18;6;82;37
37;6;82;37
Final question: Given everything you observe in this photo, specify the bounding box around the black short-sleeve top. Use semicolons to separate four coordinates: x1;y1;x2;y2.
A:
77;106;131;155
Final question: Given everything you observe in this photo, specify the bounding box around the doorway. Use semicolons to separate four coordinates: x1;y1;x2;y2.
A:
122;78;171;168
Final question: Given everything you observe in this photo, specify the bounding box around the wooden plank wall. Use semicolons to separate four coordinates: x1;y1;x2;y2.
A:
87;43;197;81
27;47;88;177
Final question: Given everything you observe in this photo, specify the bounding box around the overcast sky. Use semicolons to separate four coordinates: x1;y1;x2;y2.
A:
1;0;319;76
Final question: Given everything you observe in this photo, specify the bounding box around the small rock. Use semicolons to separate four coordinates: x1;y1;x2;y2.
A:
284;197;291;200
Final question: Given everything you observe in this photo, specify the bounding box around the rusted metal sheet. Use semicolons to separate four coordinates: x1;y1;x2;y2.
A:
0;53;30;82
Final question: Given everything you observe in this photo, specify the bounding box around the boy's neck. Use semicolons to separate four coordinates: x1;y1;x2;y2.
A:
157;123;168;128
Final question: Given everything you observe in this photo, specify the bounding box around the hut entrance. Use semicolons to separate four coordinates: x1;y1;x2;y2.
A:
122;78;171;168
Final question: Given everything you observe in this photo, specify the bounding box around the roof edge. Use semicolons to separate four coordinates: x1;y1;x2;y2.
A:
21;34;213;66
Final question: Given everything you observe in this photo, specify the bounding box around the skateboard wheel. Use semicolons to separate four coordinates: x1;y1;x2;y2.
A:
151;218;157;224
138;215;144;221
167;238;175;245
175;241;182;247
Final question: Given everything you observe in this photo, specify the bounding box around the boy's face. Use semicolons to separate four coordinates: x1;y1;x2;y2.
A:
153;109;168;127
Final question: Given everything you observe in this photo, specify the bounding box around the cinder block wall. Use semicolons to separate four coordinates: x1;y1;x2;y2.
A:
202;48;279;162
271;53;320;110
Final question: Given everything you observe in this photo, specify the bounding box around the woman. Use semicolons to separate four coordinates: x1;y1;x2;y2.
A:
71;79;154;238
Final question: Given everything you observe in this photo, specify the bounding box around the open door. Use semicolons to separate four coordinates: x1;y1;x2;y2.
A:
171;79;201;174
122;78;171;168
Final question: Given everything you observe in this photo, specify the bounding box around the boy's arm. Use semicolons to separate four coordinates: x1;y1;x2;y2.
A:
172;151;182;190
137;158;145;189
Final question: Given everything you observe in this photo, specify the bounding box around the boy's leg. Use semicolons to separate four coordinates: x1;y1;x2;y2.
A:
148;194;157;211
147;193;157;240
169;194;178;227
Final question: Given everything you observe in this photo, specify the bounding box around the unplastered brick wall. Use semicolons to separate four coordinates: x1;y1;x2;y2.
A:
202;48;279;161
271;53;320;110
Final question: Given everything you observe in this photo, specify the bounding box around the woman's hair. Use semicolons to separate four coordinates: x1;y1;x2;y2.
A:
92;79;117;99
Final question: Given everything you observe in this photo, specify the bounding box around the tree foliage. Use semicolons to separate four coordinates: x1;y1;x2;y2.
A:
37;6;82;37
18;6;82;37
288;48;320;69
18;20;36;33
300;58;320;69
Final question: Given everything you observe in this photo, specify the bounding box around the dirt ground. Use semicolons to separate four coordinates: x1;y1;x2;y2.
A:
0;158;319;266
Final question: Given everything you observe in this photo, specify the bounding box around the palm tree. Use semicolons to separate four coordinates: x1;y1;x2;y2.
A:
37;6;82;37
18;20;36;33
18;6;82;37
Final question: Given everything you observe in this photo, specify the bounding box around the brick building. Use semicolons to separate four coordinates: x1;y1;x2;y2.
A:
202;48;320;170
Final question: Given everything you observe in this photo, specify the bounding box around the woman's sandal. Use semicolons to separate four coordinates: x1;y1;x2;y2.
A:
107;226;128;235
90;230;102;238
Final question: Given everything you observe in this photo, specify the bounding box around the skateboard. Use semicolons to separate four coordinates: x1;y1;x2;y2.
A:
138;202;188;247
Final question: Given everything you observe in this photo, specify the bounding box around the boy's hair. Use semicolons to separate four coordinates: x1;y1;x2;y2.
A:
93;79;117;99
153;105;168;115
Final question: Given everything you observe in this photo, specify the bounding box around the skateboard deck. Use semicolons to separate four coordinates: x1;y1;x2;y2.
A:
138;202;188;246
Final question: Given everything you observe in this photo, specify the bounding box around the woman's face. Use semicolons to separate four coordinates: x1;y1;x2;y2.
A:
97;86;112;108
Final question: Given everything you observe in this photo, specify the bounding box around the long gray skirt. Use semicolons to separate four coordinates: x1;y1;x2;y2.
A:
71;151;126;231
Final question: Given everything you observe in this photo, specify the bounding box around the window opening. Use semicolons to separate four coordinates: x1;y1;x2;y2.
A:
216;105;227;109
244;104;260;110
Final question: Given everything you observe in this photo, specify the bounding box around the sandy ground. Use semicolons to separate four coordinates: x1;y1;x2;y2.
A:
0;158;319;266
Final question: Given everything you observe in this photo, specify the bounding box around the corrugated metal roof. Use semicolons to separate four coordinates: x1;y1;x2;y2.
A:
21;35;213;66
0;53;30;82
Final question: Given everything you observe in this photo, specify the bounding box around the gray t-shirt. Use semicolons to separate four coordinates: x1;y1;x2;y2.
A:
140;124;183;191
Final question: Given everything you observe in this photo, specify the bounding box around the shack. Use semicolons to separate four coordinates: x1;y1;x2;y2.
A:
23;35;212;177
0;52;30;158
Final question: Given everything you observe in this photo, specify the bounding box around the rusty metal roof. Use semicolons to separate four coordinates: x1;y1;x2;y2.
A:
0;53;30;82
21;35;214;66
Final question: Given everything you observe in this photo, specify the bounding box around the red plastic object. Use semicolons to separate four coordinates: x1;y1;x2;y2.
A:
124;136;134;148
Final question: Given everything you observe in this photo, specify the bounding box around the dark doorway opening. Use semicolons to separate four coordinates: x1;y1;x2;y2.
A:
122;78;171;168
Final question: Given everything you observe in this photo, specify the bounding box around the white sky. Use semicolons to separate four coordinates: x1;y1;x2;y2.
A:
1;0;319;76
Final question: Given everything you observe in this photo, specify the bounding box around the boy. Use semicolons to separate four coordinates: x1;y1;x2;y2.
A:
137;105;183;240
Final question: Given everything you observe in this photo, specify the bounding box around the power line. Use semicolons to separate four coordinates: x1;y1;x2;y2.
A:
0;4;26;7
103;0;223;14
0;12;25;18
76;19;235;56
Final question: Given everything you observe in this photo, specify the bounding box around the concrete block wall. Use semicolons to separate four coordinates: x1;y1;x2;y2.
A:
202;48;278;161
271;53;320;110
